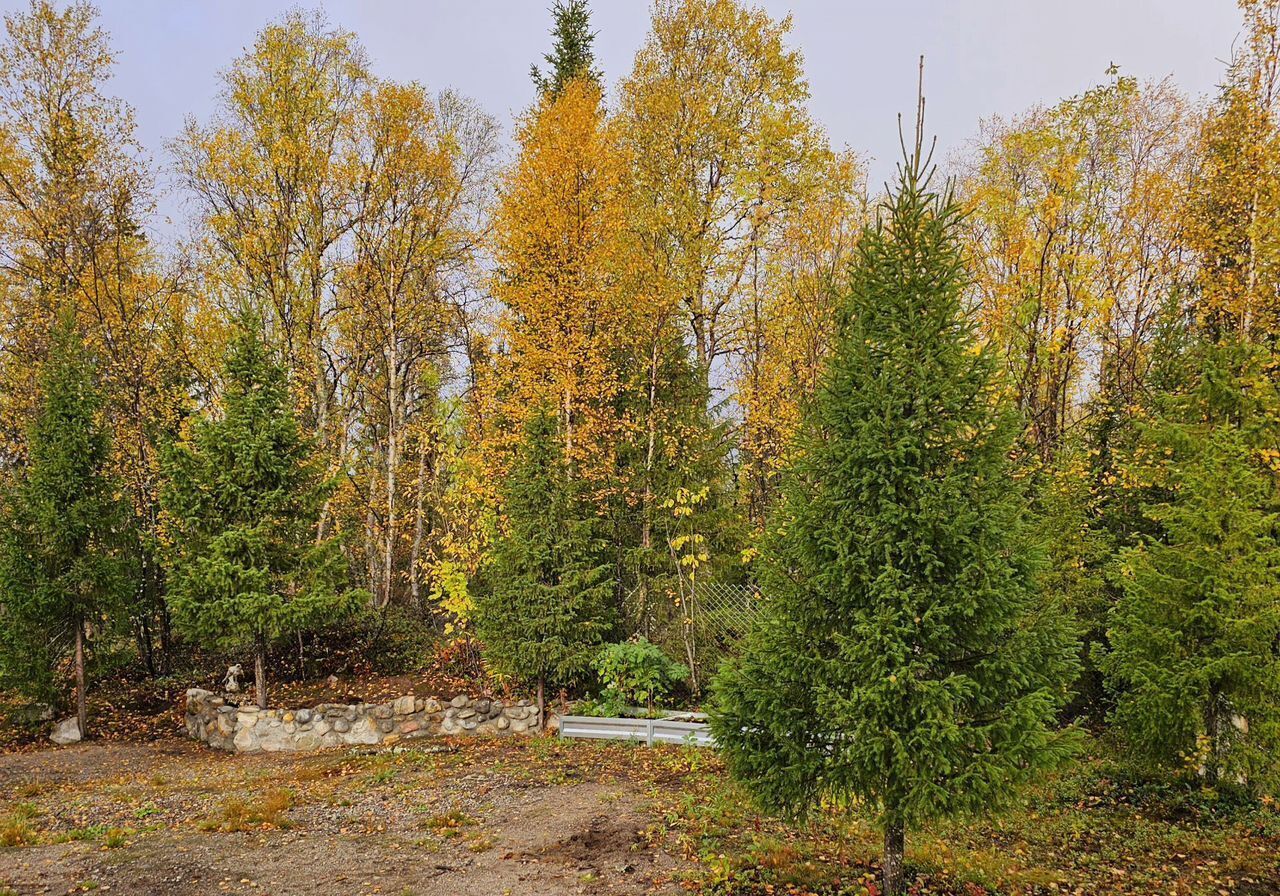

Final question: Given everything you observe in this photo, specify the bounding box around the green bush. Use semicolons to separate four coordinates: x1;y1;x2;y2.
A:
593;639;689;716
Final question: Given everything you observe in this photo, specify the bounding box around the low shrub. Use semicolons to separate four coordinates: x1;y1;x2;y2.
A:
269;604;442;681
429;634;487;683
593;638;689;716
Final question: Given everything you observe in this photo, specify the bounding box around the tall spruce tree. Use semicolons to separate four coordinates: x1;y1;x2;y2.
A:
531;0;601;97
0;312;133;737
1101;338;1280;793
709;120;1079;895
161;318;361;709
475;408;613;724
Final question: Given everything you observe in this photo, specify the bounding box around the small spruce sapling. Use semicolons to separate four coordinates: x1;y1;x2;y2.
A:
1102;338;1280;793
161;317;363;709
475;408;613;726
0;312;133;737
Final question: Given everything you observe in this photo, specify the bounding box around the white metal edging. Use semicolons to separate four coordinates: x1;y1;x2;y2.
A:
557;714;715;748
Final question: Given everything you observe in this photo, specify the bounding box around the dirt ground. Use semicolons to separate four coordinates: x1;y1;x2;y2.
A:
0;737;690;896
7;729;1278;896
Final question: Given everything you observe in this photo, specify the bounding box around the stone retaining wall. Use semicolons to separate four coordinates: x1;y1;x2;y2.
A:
184;688;541;753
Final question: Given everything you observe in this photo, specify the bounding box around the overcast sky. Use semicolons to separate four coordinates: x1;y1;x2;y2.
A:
0;0;1249;230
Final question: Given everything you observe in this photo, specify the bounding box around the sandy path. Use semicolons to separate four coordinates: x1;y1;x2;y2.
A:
0;739;688;896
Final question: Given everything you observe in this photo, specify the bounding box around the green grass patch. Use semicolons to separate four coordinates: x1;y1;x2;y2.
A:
0;803;41;848
200;789;294;832
422;809;475;839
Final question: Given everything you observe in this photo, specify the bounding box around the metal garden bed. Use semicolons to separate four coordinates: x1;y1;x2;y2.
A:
557;714;715;748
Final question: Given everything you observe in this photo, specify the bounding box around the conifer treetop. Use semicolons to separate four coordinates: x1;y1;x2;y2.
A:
531;0;601;98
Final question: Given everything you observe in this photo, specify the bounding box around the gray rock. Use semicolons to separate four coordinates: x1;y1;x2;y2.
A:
50;716;82;745
347;717;381;745
393;695;416;716
233;727;260;752
215;713;237;736
333;718;351;733
296;709;313;724
450;694;468;708
258;730;295;752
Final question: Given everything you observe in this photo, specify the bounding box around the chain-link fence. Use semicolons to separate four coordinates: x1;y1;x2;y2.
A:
661;578;764;692
695;579;763;657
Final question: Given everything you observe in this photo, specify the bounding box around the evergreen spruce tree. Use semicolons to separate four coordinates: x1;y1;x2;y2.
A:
531;0;601;97
475;408;613;724
615;340;744;693
0;312;133;737
1101;338;1280;793
161;317;362;709
1046;294;1195;723
709;122;1080;895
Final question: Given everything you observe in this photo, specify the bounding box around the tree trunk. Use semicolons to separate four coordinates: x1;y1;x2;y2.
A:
365;450;382;606
563;381;578;483
136;603;156;679
384;333;399;611
638;336;660;639
313;329;330;450
682;577;699;695
74;617;87;738
537;675;546;732
410;434;428;610
159;600;173;676
1204;687;1222;788
255;633;269;710
883;818;905;896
